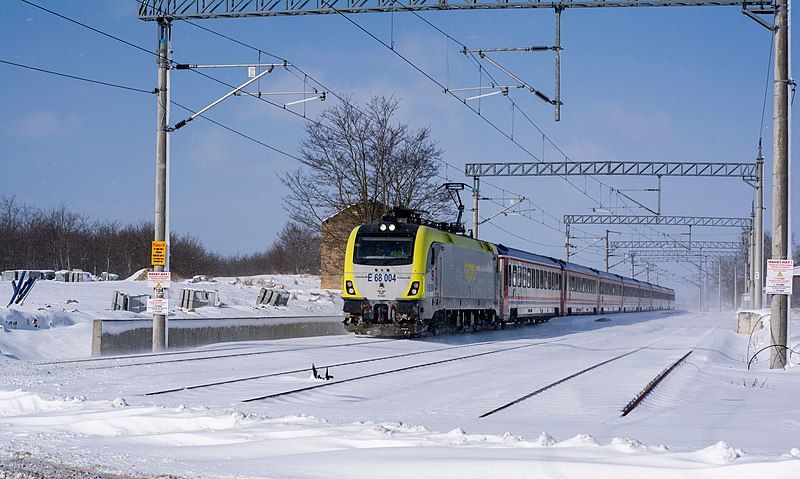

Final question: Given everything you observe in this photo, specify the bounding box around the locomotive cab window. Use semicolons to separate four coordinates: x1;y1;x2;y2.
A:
354;236;414;265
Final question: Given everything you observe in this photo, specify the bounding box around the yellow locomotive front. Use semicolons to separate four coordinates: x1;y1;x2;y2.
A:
342;219;427;336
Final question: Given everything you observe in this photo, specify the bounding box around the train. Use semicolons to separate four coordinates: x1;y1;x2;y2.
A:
341;209;675;337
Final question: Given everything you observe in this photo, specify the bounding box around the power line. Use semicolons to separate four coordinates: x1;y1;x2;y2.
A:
170;101;304;162
389;1;676;244
130;0;615;252
0;59;303;163
317;0;661;250
0;59;156;95
19;0;650;257
19;0;158;59
125;0;581;238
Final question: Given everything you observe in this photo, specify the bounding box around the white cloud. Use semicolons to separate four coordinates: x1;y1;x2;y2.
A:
15;110;70;139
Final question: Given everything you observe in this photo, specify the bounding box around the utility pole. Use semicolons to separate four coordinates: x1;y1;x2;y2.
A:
472;176;480;239
630;254;635;278
604;229;610;272
770;0;790;369
755;149;764;308
565;224;571;261
152;17;171;352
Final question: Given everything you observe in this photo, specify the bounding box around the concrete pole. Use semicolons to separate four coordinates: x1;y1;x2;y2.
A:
152;18;171;352
554;6;562;122
718;262;722;313
735;262;740;310
770;0;790;369
755;153;764;308
698;262;703;311
604;229;609;272
630;255;635;278
749;224;755;307
565;224;571;261
472;176;480;239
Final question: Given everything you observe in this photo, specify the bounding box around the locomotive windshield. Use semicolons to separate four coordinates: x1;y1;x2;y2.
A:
354;236;415;265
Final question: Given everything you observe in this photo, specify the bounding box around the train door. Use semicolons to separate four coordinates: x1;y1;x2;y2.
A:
559;267;566;316
431;243;444;306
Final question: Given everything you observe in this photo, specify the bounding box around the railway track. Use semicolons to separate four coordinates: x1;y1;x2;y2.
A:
241;338;568;403
83;339;396;370
35;343;274;366
479;346;649;418
620;350;693;416
143;339;510;396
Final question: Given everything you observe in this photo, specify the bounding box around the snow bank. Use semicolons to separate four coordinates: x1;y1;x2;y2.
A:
0;389;797;479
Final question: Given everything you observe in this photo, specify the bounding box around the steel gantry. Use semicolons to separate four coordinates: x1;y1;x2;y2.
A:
138;0;772;18
626;250;741;259
464;161;758;182
563;215;752;228
608;240;743;251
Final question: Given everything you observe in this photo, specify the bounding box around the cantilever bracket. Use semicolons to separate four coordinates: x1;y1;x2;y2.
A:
742;3;777;31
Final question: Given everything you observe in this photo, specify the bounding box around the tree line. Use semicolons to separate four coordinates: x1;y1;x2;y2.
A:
0;196;320;279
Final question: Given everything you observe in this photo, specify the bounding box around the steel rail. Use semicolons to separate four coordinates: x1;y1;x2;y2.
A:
144;339;504;396
242;338;566;402
84;338;395;370
620;350;692;416
479;346;647;418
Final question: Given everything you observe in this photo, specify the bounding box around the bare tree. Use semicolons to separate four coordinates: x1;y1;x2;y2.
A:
281;95;452;230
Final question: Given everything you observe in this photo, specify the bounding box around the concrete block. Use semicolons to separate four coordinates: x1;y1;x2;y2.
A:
737;311;765;334
179;289;217;309
257;288;289;307
91;316;348;356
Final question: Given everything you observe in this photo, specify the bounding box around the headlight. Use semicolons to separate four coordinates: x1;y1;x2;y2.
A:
407;281;420;296
345;280;355;295
388;224;396;231
379;224;387;231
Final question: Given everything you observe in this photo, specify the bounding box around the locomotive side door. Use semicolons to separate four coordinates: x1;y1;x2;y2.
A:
428;243;444;306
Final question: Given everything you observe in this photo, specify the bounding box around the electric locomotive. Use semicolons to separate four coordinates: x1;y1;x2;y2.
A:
342;209;498;336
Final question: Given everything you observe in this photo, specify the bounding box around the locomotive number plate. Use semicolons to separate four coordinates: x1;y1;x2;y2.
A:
367;273;397;282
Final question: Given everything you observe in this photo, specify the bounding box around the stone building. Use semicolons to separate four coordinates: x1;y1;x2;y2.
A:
320;202;386;290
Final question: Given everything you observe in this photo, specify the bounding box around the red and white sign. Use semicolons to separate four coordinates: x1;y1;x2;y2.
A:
146;298;168;315
766;259;793;295
147;271;171;289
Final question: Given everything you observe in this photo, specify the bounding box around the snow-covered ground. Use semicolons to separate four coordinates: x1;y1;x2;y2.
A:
0;274;341;360
1;296;799;477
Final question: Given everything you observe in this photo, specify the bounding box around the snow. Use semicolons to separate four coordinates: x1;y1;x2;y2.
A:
1;274;342;361
1;279;799;477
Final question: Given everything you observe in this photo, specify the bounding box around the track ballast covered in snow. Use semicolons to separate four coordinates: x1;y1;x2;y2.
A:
1;299;799;477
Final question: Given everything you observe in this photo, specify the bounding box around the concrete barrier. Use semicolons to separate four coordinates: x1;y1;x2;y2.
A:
91;316;347;356
737;311;765;334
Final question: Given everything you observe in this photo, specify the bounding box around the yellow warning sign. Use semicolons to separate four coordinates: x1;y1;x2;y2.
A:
151;241;167;266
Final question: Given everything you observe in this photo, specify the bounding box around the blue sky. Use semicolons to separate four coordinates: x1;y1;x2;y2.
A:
1;1;796;297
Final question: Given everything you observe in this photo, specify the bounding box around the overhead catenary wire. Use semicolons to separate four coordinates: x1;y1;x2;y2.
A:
0;58;305;163
20;0;159;59
22;0;652;259
146;4;576;238
311;0;667;252
0;59;156;95
387;0;677;244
